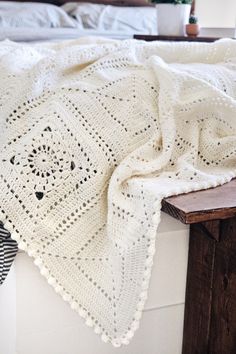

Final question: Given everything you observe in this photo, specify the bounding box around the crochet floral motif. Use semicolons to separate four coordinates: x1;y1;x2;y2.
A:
10;130;74;198
0;38;236;347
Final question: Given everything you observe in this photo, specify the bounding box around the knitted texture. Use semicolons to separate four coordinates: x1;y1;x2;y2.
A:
0;38;236;346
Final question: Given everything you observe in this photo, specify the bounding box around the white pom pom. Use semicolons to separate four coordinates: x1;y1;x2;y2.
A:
11;232;20;241
63;293;71;302
113;341;121;348
94;326;102;334
139;291;147;300
79;309;86;318
86;318;94;327
134;310;142;320
145;257;153;266
101;334;109;343
148;245;155;256
152;215;159;224
47;276;55;286
143;269;151;277
55;285;63;293
18;241;26;250
122;338;129;345
4;221;11;230
131;321;139;331
137;301;144;311
142;280;149;290
126;330;134;339
71;301;78;310
28;249;36;257
0;215;7;225
40;267;49;277
34;258;42;266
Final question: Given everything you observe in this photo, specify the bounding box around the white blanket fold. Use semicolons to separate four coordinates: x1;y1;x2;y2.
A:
0;38;236;346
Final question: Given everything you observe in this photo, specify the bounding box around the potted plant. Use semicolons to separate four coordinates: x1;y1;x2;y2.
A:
186;15;200;37
151;0;192;36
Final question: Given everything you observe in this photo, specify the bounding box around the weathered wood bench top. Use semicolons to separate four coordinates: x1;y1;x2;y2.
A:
162;179;236;224
133;35;222;43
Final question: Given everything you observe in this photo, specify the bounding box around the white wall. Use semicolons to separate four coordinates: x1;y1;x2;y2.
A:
196;0;236;28
0;264;16;354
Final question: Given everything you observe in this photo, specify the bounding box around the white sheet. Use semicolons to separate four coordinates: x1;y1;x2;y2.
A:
0;1;77;28
0;2;156;42
0;27;134;42
62;2;157;34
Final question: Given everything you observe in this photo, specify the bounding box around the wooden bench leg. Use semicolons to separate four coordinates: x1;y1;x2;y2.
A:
182;218;236;354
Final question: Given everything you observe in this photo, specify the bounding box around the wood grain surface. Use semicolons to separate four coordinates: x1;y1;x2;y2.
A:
162;179;236;224
133;35;222;42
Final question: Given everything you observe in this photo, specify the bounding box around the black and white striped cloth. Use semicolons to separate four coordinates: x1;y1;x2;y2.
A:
0;222;18;285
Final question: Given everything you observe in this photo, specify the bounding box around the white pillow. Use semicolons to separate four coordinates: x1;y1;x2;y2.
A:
62;2;157;34
0;2;79;28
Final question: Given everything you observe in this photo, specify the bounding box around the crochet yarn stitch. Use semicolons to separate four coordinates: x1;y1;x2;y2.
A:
0;38;236;346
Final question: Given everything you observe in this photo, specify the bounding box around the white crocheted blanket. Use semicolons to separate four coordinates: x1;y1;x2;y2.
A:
1;38;236;346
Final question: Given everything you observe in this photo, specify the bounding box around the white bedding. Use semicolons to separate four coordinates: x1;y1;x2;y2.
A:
62;2;156;33
0;1;78;28
0;27;134;42
0;1;156;42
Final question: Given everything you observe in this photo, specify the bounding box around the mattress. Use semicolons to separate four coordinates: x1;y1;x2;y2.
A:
0;28;134;42
0;212;189;354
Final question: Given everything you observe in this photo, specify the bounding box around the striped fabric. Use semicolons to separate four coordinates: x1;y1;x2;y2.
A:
0;222;18;285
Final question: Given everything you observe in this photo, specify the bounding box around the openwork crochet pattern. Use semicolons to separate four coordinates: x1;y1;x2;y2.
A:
1;38;236;346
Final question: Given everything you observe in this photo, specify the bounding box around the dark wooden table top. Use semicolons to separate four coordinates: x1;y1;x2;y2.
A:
133;35;223;43
162;179;236;224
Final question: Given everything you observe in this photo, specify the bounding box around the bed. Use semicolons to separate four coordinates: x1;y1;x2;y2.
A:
0;0;157;41
0;3;235;354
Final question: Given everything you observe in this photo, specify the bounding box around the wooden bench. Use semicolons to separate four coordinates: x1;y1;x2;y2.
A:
162;179;236;354
133;35;221;43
